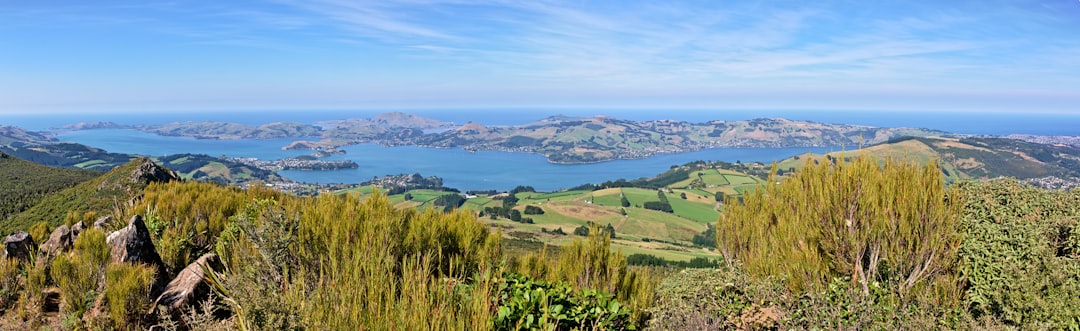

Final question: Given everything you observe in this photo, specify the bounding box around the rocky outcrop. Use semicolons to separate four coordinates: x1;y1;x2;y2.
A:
131;158;180;185
106;215;168;295
106;215;164;267
39;225;73;256
3;231;35;262
153;253;220;312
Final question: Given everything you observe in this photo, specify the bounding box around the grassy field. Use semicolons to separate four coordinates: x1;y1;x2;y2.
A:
331;164;772;263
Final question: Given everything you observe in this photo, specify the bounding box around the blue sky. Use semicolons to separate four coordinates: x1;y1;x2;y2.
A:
1;0;1078;114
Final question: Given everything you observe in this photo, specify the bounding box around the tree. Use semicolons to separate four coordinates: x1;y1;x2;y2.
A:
573;225;590;236
679;192;687;199
503;193;519;208
403;193;413;201
643;201;673;213
605;223;616;239
509;209;522;222
510;185;535;194
523;205;545;215
620;195;630;207
692;225;716;248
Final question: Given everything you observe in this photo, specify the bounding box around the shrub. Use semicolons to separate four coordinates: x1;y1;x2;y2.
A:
105;262;156;329
494;273;633;330
573;226;589;236
954;178;1080;328
27;221;50;248
0;259;21;313
17;257;49;323
51;228;109;317
716;156;963;306
523;205;545;215
642;201;672;213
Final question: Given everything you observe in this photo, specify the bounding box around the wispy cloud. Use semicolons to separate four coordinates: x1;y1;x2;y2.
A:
4;0;1079;112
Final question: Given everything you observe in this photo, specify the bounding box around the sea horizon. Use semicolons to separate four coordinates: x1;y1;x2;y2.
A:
3;108;1079;136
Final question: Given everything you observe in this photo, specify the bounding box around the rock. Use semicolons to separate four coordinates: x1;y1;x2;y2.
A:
71;221;85;237
106;215;169;296
3;231;35;262
93;216;111;229
153;253;220;312
39;225;73;256
131;158;179;185
106;215;165;267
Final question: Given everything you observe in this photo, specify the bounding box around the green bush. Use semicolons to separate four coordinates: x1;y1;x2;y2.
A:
495;273;633;330
105;262;156;329
0;259;21;313
955;178;1080;328
649;267;961;330
717;156;963;305
51;228;109;317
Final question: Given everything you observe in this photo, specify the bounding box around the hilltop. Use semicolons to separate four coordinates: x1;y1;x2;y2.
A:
776;136;1080;188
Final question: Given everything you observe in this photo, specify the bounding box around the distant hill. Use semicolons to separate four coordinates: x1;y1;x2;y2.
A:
316;111;451;129
140;121;322;140
53;121;130;130
60;113;948;164
3;157;179;232
0;125;53;145
776;136;1080;185
0;152;102;221
155;153;284;184
413;116;948;163
0;125;288;186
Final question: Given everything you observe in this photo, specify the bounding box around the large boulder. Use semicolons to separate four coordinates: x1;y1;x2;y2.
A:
3;231;35;262
106;215;168;295
39;225;73;257
106;215;164;267
154;253;220;312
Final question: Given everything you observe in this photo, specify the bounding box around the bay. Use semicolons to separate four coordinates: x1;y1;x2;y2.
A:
55;129;833;192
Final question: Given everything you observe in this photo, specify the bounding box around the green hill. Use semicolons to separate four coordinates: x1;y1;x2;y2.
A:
0;152;101;221
3;157;179;232
776;136;1080;184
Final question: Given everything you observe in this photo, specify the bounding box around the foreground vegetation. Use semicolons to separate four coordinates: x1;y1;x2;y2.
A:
0;162;658;330
1;150;1079;329
692;155;1080;329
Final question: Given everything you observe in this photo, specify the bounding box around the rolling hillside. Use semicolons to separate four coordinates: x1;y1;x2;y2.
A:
0;152;102;220
3;157;179;232
776;136;1080;185
338;161;774;262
